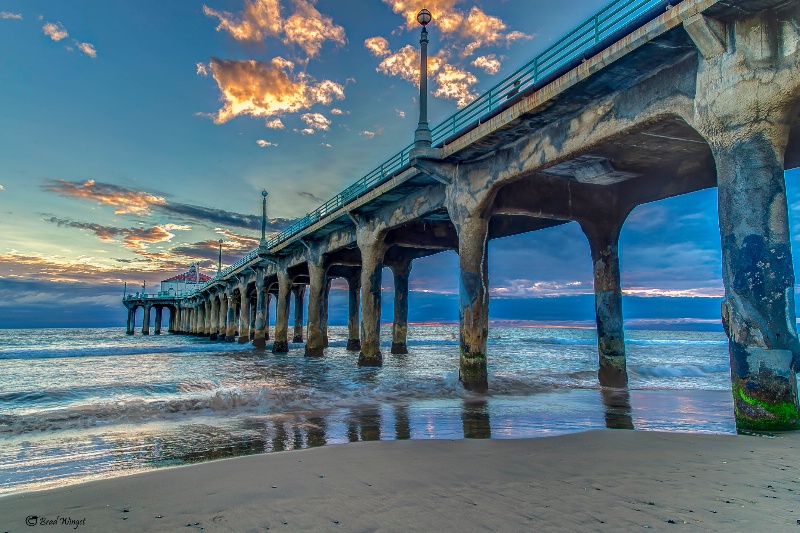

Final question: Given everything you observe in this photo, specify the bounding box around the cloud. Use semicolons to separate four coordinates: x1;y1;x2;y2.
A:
43;178;295;231
471;54;502;75
44;217;188;249
204;57;345;124
297;127;315;135
197;62;209;76
300;112;331;131
265;118;285;129
298;191;324;203
382;1;531;55
320;142;331;148
0;12;22;19
330;108;343;115
360;130;376;139
76;41;97;58
364;36;391;57
395;109;405;118
371;42;477;107
203;0;345;57
43;22;68;41
203;0;282;41
256;139;277;147
0;185;4;190
432;64;478;107
282;0;346;57
43;179;167;215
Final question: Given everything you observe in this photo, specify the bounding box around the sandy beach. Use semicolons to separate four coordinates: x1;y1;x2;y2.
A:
1;429;798;532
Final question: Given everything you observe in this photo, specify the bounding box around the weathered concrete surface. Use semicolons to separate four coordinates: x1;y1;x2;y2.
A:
209;297;219;340
292;285;305;343
225;291;236;342
390;261;412;354
692;6;800;430
154;306;163;335
305;255;326;357
358;227;388;366
142;305;151;335
253;275;267;348
272;269;292;353
346;272;361;351
238;285;251;343
322;278;331;348
580;215;629;388
218;295;228;342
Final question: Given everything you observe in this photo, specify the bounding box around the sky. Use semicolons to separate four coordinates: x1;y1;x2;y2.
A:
1;0;800;330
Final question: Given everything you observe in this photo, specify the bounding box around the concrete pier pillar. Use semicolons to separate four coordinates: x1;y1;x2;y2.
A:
456;215;490;391
253;278;267;348
358;238;387;366
190;305;198;335
142;304;151;335
292;285;306;343
322;278;331;348
265;292;271;340
346;272;361;351
218;296;228;341
154;306;163;335
692;12;800;430
238;286;251;343
580;217;627;388
273;270;292;353
126;308;135;335
390;261;412;354
225;292;236;341
209;297;219;340
249;295;256;339
204;300;212;336
305;259;326;356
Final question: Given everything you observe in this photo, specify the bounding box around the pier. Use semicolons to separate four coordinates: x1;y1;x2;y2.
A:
123;0;800;431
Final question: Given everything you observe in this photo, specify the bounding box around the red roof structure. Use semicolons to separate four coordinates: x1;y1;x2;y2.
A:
161;270;212;283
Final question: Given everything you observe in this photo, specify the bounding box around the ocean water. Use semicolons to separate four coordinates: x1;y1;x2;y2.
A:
0;325;748;494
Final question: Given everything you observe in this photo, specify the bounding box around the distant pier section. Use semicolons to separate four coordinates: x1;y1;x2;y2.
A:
124;0;800;431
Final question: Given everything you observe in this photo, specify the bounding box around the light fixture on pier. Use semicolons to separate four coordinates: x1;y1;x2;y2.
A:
217;239;223;276
413;8;433;150
260;190;269;251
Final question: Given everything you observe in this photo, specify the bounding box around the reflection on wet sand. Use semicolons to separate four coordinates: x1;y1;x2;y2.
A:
462;399;492;439
601;387;634;430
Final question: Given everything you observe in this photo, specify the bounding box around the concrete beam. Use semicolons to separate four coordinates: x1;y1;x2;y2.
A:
684;13;727;58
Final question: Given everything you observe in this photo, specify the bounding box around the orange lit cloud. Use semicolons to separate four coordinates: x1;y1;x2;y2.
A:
364;36;391;57
44;217;189;250
206;57;345;124
300;112;330;131
256;139;277;147
1;12;22;19
203;0;282;41
42;21;68;41
471;54;502;75
283;0;346;57
433;64;478;107
374;44;442;86
44;179;166;214
197;62;209;76
204;0;345;58
265;118;285;128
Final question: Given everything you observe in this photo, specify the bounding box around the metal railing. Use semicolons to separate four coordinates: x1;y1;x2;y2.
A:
183;0;669;292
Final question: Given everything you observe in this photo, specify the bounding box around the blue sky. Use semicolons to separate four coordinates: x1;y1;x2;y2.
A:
1;0;799;330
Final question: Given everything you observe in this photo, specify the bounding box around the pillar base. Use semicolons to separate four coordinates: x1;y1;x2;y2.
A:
358;351;383;367
305;345;324;357
225;335;235;342
292;335;304;343
346;339;361;351
459;354;488;392
253;337;266;349
391;342;408;355
731;360;800;432
153;331;161;335
237;336;250;344
323;335;329;348
126;331;134;335
272;341;288;353
598;365;628;388
209;333;218;341
142;331;150;336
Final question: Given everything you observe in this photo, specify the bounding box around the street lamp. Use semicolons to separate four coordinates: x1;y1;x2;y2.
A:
260;190;269;248
414;8;433;150
217;239;223;276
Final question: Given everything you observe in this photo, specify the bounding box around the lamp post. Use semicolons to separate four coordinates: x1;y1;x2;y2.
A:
414;8;433;150
260;190;269;250
217;239;223;276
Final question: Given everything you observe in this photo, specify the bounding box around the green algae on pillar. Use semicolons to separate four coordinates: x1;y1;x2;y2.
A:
456;216;489;391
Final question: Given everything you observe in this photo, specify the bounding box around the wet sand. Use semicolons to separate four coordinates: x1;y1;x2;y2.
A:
1;429;798;532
